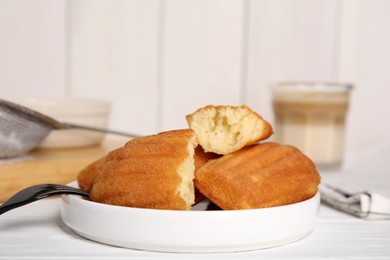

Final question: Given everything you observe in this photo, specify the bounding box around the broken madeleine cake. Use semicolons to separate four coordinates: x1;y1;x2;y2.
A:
186;105;273;155
193;146;221;204
89;129;198;210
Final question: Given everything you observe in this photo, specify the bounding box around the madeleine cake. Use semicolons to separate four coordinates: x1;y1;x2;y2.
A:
194;142;320;210
186;105;273;155
89;129;198;210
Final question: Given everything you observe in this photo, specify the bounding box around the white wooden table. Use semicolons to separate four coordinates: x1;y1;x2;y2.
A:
1;145;390;259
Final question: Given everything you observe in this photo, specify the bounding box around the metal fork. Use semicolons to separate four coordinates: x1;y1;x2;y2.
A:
0;184;89;215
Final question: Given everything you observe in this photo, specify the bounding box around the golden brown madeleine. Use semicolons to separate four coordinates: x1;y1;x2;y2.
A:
90;129;198;210
186;105;273;155
77;156;106;192
193;146;221;204
194;146;221;170
194;142;320;210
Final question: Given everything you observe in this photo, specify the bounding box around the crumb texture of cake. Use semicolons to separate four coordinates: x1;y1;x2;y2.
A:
186;105;273;155
194;142;320;210
89;129;198;210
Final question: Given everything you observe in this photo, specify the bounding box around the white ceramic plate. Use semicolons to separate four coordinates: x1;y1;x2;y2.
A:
61;182;320;253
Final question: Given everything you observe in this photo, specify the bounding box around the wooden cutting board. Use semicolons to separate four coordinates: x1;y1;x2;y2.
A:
0;137;128;202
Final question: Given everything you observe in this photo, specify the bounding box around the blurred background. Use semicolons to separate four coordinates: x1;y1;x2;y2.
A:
1;0;389;160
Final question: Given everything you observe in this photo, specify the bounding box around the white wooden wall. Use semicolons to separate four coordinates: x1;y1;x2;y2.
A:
1;0;390;159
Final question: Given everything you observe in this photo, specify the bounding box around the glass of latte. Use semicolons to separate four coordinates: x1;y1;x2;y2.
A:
272;81;353;171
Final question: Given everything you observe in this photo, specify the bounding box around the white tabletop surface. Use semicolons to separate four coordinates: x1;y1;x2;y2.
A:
1;144;390;259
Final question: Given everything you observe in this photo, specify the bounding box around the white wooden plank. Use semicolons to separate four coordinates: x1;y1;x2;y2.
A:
245;0;341;125
0;0;66;99
68;0;160;135
338;0;390;158
160;0;245;131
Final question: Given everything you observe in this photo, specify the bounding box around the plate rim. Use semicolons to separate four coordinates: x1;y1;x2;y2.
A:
61;181;320;253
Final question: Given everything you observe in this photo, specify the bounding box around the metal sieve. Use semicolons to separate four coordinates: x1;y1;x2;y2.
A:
0;99;138;158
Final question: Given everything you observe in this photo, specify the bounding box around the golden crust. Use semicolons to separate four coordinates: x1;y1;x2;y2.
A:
77;156;105;192
194;142;320;210
194;145;221;170
193;146;221;204
90;129;197;210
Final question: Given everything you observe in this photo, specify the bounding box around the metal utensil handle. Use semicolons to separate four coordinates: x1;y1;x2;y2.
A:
61;123;140;138
0;184;89;215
